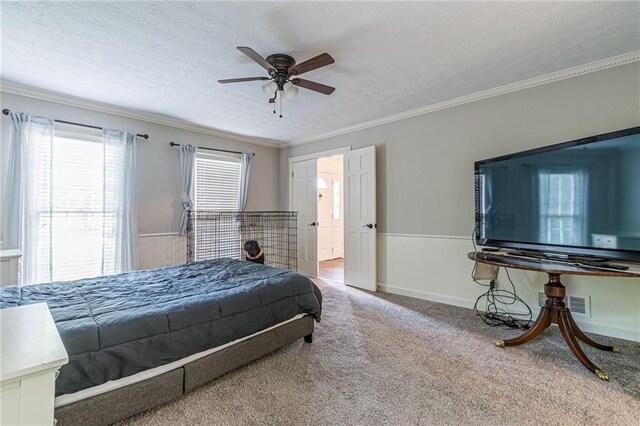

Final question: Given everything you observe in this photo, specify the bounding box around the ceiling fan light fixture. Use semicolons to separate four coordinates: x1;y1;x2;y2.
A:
221;47;336;115
283;82;299;100
262;81;278;96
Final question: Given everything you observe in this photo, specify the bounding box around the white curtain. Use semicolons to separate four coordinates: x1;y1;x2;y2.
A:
3;116;138;285
102;129;139;271
237;152;253;211
178;144;197;235
3;113;54;284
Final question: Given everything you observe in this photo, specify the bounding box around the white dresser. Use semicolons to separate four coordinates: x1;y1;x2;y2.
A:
0;249;21;287
1;303;68;426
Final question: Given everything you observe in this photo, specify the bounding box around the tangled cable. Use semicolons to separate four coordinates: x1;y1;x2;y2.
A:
471;229;533;330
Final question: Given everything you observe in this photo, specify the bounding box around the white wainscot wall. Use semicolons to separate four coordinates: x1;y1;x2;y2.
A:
138;233;186;270
377;233;640;342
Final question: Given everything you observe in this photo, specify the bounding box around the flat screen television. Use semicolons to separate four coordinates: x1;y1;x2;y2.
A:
475;126;640;262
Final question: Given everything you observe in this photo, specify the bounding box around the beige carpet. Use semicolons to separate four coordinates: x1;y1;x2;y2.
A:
120;278;640;426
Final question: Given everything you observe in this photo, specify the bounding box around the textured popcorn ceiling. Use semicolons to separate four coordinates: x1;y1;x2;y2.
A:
2;1;639;144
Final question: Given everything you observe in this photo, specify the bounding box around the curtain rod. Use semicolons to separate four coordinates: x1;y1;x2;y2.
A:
169;141;255;157
2;108;149;139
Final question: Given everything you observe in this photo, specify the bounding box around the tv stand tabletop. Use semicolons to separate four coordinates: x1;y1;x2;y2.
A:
468;251;640;278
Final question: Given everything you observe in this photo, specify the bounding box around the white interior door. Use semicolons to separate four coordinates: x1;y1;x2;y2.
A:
292;159;318;276
344;146;377;291
317;172;332;261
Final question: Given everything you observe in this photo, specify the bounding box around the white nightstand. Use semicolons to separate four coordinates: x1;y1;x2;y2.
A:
0;249;21;287
1;303;69;426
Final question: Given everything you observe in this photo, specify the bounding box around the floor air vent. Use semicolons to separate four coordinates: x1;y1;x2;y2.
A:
568;295;590;317
537;292;591;318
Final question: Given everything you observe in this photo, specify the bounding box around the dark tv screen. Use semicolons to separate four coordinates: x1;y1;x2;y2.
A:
475;127;640;262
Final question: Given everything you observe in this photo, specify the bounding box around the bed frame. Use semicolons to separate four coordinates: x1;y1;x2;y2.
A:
54;316;314;426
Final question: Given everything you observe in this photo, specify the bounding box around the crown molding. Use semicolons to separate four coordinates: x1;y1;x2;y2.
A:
282;50;640;148
3;51;638;150
0;81;282;149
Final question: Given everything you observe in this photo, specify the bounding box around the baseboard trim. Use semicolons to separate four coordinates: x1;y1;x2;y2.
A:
377;284;477;310
378;283;640;342
571;321;640;343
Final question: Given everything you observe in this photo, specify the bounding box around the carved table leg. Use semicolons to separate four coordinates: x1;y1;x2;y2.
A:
494;272;613;380
565;310;620;353
558;310;609;381
496;306;551;348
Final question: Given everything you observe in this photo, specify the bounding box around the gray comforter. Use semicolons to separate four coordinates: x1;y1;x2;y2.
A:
0;258;322;396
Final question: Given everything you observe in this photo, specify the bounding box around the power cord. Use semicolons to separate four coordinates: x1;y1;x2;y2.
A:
471;228;533;330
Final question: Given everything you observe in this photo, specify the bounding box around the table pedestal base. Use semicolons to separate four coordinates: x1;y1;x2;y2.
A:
495;273;619;381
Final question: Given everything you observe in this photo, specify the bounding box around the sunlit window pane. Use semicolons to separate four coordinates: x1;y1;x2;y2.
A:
333;180;340;220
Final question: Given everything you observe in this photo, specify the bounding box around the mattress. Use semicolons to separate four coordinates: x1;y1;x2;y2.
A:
0;258;322;396
54;313;307;407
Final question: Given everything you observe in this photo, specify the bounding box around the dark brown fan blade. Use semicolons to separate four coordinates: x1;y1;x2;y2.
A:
291;78;335;95
237;46;275;72
288;53;334;76
218;77;270;84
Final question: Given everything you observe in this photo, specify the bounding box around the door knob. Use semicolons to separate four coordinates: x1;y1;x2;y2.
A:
308;221;317;226
363;223;374;229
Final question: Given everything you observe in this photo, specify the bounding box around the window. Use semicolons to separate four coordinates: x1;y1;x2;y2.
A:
194;153;242;260
317;176;328;189
31;128;126;283
539;171;586;246
195;153;241;210
332;180;341;220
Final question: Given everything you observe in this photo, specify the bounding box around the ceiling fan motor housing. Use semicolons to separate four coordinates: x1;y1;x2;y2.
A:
267;54;296;88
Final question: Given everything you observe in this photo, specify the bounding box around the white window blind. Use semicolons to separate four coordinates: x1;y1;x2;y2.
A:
32;129;123;283
194;153;242;260
539;171;586;246
544;173;576;245
195;154;241;210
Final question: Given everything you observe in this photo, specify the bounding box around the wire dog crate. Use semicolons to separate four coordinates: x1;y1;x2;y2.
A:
187;211;297;271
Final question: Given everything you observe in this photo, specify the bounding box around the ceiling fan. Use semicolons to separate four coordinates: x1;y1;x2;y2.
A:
218;46;335;117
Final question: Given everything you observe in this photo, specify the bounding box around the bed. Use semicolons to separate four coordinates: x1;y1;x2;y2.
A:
0;258;322;425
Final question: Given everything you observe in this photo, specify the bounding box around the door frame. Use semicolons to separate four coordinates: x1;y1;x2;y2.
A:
288;146;351;209
288;146;351;277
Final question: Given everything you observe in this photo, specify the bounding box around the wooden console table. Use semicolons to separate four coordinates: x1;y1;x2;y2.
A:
468;251;640;381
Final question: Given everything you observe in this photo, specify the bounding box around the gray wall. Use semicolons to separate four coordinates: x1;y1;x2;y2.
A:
0;92;280;239
278;63;640;237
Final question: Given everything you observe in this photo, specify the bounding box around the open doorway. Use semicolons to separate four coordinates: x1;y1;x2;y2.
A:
290;145;376;291
317;155;344;283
